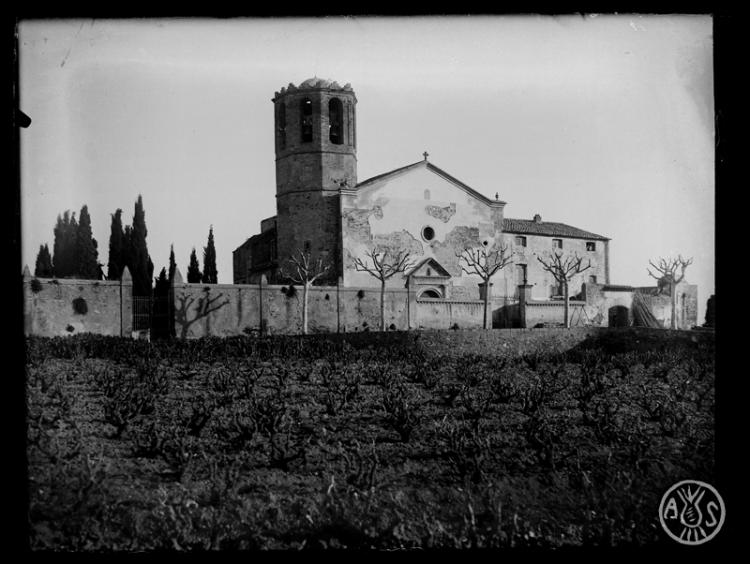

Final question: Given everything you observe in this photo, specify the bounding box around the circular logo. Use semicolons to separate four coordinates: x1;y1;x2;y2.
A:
659;480;725;545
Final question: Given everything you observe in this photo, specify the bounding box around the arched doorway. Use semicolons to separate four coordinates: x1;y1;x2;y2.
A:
608;305;630;327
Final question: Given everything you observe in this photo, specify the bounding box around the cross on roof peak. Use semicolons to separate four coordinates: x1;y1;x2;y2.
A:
423;151;429;161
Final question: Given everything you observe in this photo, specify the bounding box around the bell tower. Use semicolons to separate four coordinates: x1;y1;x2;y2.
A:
272;78;358;281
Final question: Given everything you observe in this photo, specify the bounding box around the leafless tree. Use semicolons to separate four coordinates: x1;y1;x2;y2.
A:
354;249;415;331
456;243;514;329
280;250;330;335
647;255;693;329
537;251;591;329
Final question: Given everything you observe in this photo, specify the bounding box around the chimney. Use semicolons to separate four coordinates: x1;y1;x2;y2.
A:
533;214;542;223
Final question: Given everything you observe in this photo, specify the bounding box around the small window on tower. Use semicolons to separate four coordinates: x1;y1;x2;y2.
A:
329;98;343;144
552;239;563;249
422;226;435;242
301;98;313;143
515;236;527;247
424;189;431;200
589;275;597;284
586;241;596;251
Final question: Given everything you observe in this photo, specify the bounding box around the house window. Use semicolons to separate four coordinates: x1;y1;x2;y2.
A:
304;240;311;252
422;226;435;242
278;102;286;150
552;239;563;249
586;241;596;251
328;98;343;144
515;236;527;247
300;98;313;143
589;275;597;284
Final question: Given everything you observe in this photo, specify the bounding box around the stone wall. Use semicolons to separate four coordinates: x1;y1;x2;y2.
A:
523;300;587;328
580;281;699;329
172;269;523;338
172;270;412;338
340;163;505;298
22;267;133;337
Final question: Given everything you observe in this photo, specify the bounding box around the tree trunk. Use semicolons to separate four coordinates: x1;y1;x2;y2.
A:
302;282;309;335
483;280;490;330
380;281;386;332
563;281;570;329
670;284;676;330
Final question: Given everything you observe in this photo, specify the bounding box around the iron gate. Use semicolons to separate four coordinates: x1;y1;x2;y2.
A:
132;293;173;338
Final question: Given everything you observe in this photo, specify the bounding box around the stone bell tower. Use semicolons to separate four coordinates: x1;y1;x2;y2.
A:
272;77;358;281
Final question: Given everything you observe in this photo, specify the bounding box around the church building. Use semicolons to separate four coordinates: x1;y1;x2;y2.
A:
233;77;610;303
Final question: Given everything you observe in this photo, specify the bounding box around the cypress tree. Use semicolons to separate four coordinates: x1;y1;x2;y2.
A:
75;205;100;279
130;195;152;296
187;248;202;283
123;225;133;276
52;214;65;277
34;244;53;277
107;209;125;280
154;267;169;295
52;211;77;278
168;244;176;282
66;212;78;277
201;225;218;284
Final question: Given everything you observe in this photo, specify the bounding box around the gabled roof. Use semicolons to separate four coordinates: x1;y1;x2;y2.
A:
354;159;506;208
233;226;277;253
405;257;452;278
503;218;610;241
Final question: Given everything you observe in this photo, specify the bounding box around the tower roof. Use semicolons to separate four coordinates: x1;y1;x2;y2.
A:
273;77;355;101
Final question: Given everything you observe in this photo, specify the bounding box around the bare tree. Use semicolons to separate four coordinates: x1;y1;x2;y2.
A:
537;251;591;329
456;243;514;329
647;255;693;329
280;250;330;335
354;249;415;331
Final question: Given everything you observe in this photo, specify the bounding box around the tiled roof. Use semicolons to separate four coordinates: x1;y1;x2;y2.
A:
503;218;609;241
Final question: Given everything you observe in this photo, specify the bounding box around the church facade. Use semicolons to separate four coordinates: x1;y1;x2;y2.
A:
233;77;610;304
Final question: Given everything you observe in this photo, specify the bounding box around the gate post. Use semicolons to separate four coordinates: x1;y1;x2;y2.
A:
518;283;532;329
120;266;133;336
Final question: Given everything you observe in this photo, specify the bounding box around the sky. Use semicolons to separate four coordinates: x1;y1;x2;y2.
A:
18;15;715;322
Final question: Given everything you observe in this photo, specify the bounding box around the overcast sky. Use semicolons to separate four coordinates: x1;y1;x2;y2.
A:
18;15;714;321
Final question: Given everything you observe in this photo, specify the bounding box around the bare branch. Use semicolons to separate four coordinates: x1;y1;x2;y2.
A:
538;251;589;284
282;249;331;285
457;243;514;282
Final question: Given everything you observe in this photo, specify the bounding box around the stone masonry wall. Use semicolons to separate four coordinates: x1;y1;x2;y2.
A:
172;278;411;338
341;164;504;298
22;268;133;337
524;300;587;327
